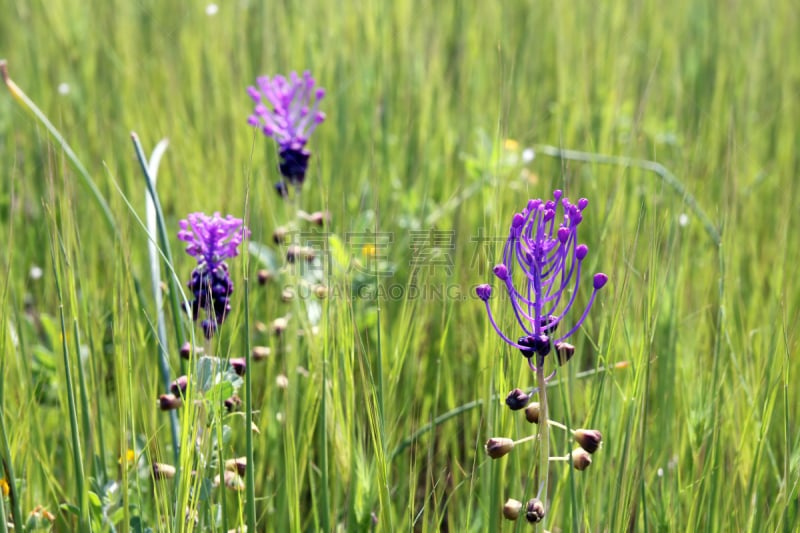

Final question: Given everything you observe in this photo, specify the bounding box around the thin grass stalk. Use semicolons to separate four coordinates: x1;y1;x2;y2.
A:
318;343;330;532
243;221;256;532
72;320;94;473
782;323;791;532
86;325;109;484
372;226;394;529
49;228;89;530
241;152;256;533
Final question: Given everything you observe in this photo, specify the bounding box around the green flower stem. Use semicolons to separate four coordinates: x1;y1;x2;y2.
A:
535;359;550;522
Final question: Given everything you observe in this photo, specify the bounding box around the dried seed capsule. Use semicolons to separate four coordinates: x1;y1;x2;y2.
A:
525;402;541;424
152;463;176;480
571;448;592;471
485;437;514;459
502;498;523;520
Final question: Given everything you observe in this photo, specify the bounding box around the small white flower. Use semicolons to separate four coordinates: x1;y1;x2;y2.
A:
29;265;43;280
57;83;70;95
521;148;535;163
276;374;289;389
678;213;689;227
205;3;219;15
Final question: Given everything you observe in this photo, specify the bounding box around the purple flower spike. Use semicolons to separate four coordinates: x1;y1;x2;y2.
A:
478;190;607;368
247;71;326;190
178;213;249;337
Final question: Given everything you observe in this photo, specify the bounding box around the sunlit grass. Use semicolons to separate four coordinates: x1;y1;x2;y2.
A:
1;0;799;531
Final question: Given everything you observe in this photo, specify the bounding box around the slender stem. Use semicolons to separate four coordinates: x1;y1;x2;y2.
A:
536;358;550;522
513;433;540;446
244;278;257;531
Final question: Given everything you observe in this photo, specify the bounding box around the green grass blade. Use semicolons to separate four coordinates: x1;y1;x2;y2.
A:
47;211;90;531
140;137;181;464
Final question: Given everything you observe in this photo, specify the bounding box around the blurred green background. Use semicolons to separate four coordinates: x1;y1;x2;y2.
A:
1;0;798;531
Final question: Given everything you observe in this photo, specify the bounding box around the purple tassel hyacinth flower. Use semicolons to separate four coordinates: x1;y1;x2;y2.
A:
247;71;326;194
476;190;608;373
178;213;249;339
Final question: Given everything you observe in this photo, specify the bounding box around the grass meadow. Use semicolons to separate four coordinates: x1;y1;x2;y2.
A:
1;0;799;531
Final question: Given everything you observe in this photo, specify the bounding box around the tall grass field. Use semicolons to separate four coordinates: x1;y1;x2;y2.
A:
1;0;798;531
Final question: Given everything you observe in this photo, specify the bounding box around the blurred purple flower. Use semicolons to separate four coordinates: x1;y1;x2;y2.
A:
178;213;249;338
476;190;607;370
247;71;326;191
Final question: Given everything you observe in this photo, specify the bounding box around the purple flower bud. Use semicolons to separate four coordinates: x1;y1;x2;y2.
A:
577;198;589;210
574;428;603;454
224;395;242;412
170;375;188;396
475;284;492;301
505;388;531;410
485;437;515;459
540;315;559;334
593;273;608;289
518;335;537;358
533;334;551;356
493;264;509;281
554;341;575;366
575;244;588;260
230;357;246;376
179;342;192;360
512;213;526;229
159;394;183;411
525;498;546;523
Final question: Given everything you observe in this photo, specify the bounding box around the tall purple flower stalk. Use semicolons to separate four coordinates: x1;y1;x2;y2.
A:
247;71;326;195
476;190;608;373
178;213;249;339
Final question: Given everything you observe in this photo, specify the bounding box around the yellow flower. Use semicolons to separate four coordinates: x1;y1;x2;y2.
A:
119;449;135;467
0;477;9;497
362;244;377;258
503;138;520;151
